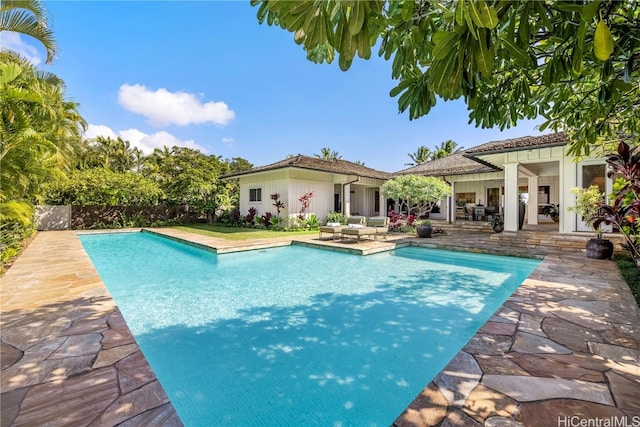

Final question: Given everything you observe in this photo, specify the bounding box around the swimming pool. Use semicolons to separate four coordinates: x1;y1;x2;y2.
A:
79;231;540;426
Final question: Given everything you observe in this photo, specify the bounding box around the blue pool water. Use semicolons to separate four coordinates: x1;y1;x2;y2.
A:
79;231;540;426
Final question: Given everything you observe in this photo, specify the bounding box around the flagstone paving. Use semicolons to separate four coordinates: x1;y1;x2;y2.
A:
1;228;639;426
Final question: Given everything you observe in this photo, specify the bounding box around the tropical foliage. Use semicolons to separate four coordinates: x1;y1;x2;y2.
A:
76;136;142;172
46;142;253;224
1;51;85;202
252;0;640;156
314;147;342;160
568;185;606;237
48;169;163;206
382;174;451;217
0;201;34;270
592;142;640;266
142;146;231;220
0;48;85;270
0;0;56;63
406;139;462;165
406;146;432;166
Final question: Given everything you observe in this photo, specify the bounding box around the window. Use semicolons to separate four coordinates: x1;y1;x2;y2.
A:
249;188;262;202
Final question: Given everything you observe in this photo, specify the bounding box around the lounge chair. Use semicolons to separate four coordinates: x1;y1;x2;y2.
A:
341;216;389;242
318;216;365;240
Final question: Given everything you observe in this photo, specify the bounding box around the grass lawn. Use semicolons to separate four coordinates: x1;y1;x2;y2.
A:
614;254;640;307
173;224;318;240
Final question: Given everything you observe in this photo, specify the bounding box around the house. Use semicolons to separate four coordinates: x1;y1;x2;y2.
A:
222;155;391;222
397;132;612;233
225;133;615;233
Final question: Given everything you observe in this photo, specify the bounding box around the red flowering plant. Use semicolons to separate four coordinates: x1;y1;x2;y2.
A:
297;192;314;220
262;212;273;227
271;193;284;217
245;207;257;225
387;210;417;232
591;142;640;266
388;210;403;230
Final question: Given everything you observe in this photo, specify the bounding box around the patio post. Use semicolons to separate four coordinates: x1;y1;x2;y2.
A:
503;163;519;231
344;183;352;217
528;175;539;225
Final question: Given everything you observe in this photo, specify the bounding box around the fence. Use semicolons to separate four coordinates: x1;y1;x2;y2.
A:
35;205;200;230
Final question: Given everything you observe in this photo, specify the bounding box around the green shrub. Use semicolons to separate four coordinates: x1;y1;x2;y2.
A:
326;211;348;225
305;214;320;229
0;201;36;273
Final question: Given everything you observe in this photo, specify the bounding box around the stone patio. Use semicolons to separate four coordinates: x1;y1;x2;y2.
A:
1;228;639;426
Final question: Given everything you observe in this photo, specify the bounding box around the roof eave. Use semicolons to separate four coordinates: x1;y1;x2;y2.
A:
221;165;389;181
463;141;568;157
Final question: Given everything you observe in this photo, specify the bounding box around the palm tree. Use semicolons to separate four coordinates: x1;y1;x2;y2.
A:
90;136;135;172
1;51;84;202
433;139;462;159
0;0;56;63
314;147;341;160
406;146;432;166
131;147;144;173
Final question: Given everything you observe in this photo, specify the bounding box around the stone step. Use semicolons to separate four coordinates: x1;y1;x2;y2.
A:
430;220;626;253
430;220;493;232
489;231;626;253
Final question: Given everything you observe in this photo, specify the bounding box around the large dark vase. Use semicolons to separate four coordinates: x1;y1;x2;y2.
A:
416;225;433;238
518;201;526;230
586;238;614;259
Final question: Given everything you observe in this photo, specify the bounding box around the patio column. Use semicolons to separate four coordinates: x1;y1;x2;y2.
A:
378;187;386;216
504;163;519;231
450;181;456;223
528;175;539;225
344;183;351;217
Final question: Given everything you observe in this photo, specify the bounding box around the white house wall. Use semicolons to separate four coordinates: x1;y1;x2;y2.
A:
239;175;290;217
287;179;334;220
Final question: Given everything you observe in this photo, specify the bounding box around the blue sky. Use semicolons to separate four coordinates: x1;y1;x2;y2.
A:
8;1;548;172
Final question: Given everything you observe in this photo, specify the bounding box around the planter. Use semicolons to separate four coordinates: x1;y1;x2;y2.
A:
518;201;526;230
492;224;504;233
551;216;559;223
416;225;432;238
586;238;614;260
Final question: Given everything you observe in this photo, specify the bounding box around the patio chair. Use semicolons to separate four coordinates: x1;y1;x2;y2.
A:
464;204;475;220
366;216;389;240
318;216;365;240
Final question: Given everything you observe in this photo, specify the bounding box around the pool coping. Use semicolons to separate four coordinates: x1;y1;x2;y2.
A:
2;229;639;426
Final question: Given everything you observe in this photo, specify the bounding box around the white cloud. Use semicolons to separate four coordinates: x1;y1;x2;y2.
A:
0;32;42;65
83;124;206;154
84;124;117;140
222;137;235;146
117;84;235;127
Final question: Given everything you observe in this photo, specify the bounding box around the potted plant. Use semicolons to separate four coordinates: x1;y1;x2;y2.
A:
542;204;560;222
415;219;433;238
489;215;504;233
568;185;613;259
518;193;526;230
